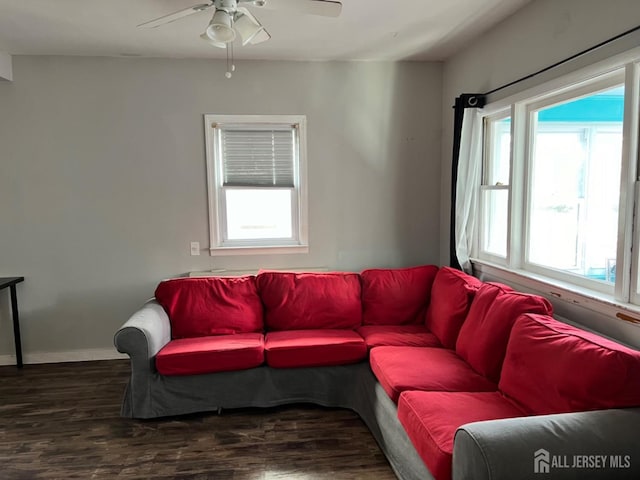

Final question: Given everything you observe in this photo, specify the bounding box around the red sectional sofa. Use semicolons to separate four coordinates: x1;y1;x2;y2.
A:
115;265;640;480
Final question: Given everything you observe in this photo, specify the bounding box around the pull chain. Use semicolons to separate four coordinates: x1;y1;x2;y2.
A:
231;42;236;74
225;43;232;78
225;16;236;79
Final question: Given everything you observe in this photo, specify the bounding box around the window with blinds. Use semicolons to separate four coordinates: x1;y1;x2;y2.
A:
204;115;309;255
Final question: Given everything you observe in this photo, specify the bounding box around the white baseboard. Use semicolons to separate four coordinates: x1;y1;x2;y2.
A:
0;348;128;366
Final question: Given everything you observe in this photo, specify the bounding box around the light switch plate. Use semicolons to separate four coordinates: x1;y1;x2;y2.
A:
190;241;200;256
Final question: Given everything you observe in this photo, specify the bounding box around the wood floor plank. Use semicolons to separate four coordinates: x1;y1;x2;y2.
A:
0;360;397;479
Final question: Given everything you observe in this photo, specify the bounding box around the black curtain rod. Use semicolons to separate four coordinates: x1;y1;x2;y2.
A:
483;23;640;97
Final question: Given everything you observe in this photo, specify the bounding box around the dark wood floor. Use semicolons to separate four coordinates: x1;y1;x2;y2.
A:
0;360;396;479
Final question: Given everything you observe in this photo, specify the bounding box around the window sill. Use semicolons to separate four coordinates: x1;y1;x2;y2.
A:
210;244;309;256
472;259;640;327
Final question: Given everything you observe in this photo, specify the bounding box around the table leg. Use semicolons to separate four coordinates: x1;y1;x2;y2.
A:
9;285;23;368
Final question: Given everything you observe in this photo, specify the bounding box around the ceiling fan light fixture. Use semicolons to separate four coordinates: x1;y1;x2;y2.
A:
199;33;227;48
206;9;236;43
249;27;270;45
234;13;263;46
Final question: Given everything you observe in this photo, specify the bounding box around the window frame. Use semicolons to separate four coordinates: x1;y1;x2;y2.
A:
472;57;640;314
204;114;309;256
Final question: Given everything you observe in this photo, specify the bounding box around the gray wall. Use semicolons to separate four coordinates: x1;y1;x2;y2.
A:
440;0;640;346
0;56;443;361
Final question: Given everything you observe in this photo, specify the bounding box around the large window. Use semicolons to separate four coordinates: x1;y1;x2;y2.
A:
205;115;308;255
476;61;640;304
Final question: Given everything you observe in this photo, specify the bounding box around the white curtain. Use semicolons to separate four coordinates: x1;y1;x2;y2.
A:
455;108;484;273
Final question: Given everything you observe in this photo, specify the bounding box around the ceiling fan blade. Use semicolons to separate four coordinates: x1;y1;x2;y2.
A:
137;3;214;28
248;0;342;18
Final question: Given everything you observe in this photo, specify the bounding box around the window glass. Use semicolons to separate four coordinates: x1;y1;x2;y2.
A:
486;117;511;186
480;115;511;258
482;189;509;256
225;189;293;241
527;86;624;284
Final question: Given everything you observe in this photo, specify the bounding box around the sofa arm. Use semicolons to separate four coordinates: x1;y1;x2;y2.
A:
114;299;171;366
113;300;171;418
453;408;640;480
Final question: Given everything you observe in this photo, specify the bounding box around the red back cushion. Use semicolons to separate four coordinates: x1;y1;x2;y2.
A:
456;283;553;383
257;272;362;330
361;265;439;325
424;267;483;348
155;276;263;339
500;314;640;415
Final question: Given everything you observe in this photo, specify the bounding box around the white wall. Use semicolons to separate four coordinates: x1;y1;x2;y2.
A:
0;56;442;362
441;0;640;345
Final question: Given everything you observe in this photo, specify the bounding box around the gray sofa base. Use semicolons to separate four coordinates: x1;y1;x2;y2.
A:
115;300;433;479
119;361;433;480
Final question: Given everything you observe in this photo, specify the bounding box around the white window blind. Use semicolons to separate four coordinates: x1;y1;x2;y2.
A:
220;126;296;187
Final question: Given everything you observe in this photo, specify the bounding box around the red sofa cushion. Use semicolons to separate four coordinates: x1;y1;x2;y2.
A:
500;313;640;415
398;391;527;480
360;265;439;325
356;325;441;350
155;276;263;339
264;329;367;368
369;346;497;403
424;267;483;349
257;272;362;331
155;333;264;376
455;283;553;383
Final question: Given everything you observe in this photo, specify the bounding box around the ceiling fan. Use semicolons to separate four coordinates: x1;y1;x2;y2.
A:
138;0;342;48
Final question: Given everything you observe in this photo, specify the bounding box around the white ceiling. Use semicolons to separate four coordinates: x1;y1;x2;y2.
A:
0;0;532;61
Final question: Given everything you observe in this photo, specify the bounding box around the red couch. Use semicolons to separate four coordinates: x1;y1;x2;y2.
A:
115;265;640;480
